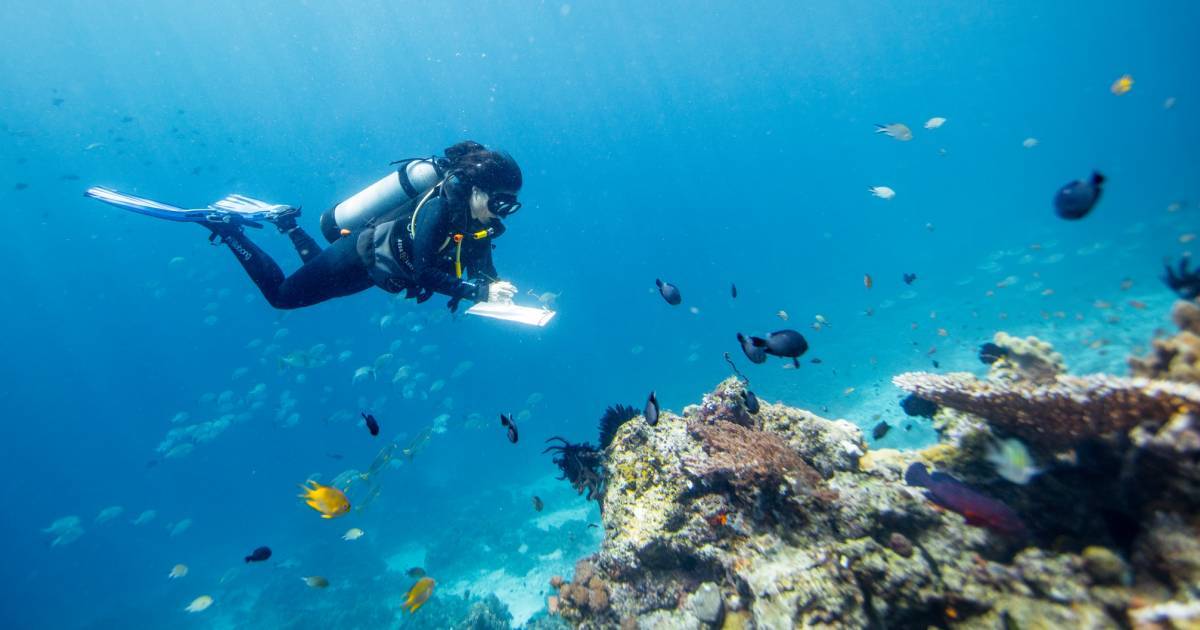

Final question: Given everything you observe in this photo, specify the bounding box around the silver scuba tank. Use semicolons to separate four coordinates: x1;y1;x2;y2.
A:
319;159;442;242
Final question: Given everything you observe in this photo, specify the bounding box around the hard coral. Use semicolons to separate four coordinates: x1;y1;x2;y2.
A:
892;371;1200;450
989;331;1066;385
685;419;830;519
1130;300;1200;383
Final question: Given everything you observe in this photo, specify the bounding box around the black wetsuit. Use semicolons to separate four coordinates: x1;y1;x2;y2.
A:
212;193;497;310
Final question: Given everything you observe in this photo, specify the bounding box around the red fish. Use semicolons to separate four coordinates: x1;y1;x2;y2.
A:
905;463;1026;537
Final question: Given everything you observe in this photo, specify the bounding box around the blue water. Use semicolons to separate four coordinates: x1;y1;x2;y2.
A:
2;2;1197;627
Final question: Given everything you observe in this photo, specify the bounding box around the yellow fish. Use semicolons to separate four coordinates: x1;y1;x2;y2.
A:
403;577;436;614
168;564;188;579
185;595;213;613
298;480;350;519
1111;74;1133;95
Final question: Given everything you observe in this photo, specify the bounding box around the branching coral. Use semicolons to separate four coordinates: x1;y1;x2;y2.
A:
892;371;1200;450
544;437;606;501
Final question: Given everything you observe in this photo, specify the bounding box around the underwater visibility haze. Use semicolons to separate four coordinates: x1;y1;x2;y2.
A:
2;1;1200;628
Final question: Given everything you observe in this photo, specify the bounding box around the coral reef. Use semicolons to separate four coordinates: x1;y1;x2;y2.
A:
1130;299;1200;383
546;340;1200;629
988;331;1067;384
892;371;1200;450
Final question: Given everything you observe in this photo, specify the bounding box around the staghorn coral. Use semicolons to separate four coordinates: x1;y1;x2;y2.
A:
892;371;1200;450
1130;300;1200;383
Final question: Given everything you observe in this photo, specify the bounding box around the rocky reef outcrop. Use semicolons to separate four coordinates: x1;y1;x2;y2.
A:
544;301;1200;629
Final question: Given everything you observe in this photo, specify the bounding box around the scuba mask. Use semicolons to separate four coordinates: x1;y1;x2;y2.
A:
488;192;521;218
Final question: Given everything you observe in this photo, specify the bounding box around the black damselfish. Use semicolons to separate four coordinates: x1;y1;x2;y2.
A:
655;279;682;305
361;412;380;437
500;414;519;444
644;391;660;426
737;333;768;364
245;546;272;563
741;389;760;414
1054;171;1105;220
900;394;939;419
978;342;1008;365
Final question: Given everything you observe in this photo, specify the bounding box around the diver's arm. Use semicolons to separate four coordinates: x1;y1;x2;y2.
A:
410;199;488;301
468;241;499;282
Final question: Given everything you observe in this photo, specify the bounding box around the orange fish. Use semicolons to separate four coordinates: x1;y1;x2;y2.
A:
1129;300;1147;310
864;274;873;289
298;480;350;519
403;577;436;613
936;328;948;337
706;512;728;527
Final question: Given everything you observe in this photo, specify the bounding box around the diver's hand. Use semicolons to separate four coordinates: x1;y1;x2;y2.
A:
487;281;518;303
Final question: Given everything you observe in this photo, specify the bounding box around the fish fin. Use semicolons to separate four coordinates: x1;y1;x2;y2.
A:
793;357;800;368
749;336;769;348
1091;171;1105;185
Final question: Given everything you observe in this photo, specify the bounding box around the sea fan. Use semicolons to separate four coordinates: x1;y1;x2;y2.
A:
598;403;639;448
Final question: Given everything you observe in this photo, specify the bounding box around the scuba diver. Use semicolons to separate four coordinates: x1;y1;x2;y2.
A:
87;140;523;311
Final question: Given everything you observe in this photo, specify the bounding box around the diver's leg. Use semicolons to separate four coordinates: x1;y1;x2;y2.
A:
284;226;322;264
269;210;322;264
207;226;289;306
269;233;375;308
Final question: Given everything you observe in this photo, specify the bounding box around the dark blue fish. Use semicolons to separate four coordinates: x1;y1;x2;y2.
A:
761;330;808;367
361;412;380;437
731;283;738;298
979;342;1008;364
737;333;767;364
244;546;272;563
741;389;760;414
872;421;890;440
500;414;518;444
644;391;659;426
905;463;1026;537
900;394;938;418
903;273;917;285
1054;171;1105;220
655;279;682;306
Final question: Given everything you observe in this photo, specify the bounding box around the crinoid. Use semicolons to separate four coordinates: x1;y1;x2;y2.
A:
1163;257;1200;300
598;404;639;449
543;437;606;501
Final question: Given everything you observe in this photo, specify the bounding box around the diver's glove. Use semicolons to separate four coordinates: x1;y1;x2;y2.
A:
486;280;518;304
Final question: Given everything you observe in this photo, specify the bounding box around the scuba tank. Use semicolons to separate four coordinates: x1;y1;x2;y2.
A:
319;158;443;243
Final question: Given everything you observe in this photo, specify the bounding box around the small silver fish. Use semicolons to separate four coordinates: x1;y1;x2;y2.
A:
875;123;913;141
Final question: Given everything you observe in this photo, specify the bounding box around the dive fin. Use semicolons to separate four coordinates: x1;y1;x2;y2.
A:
85;187;289;228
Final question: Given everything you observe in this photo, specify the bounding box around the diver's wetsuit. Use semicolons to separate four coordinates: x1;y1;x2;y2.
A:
211;191;497;310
